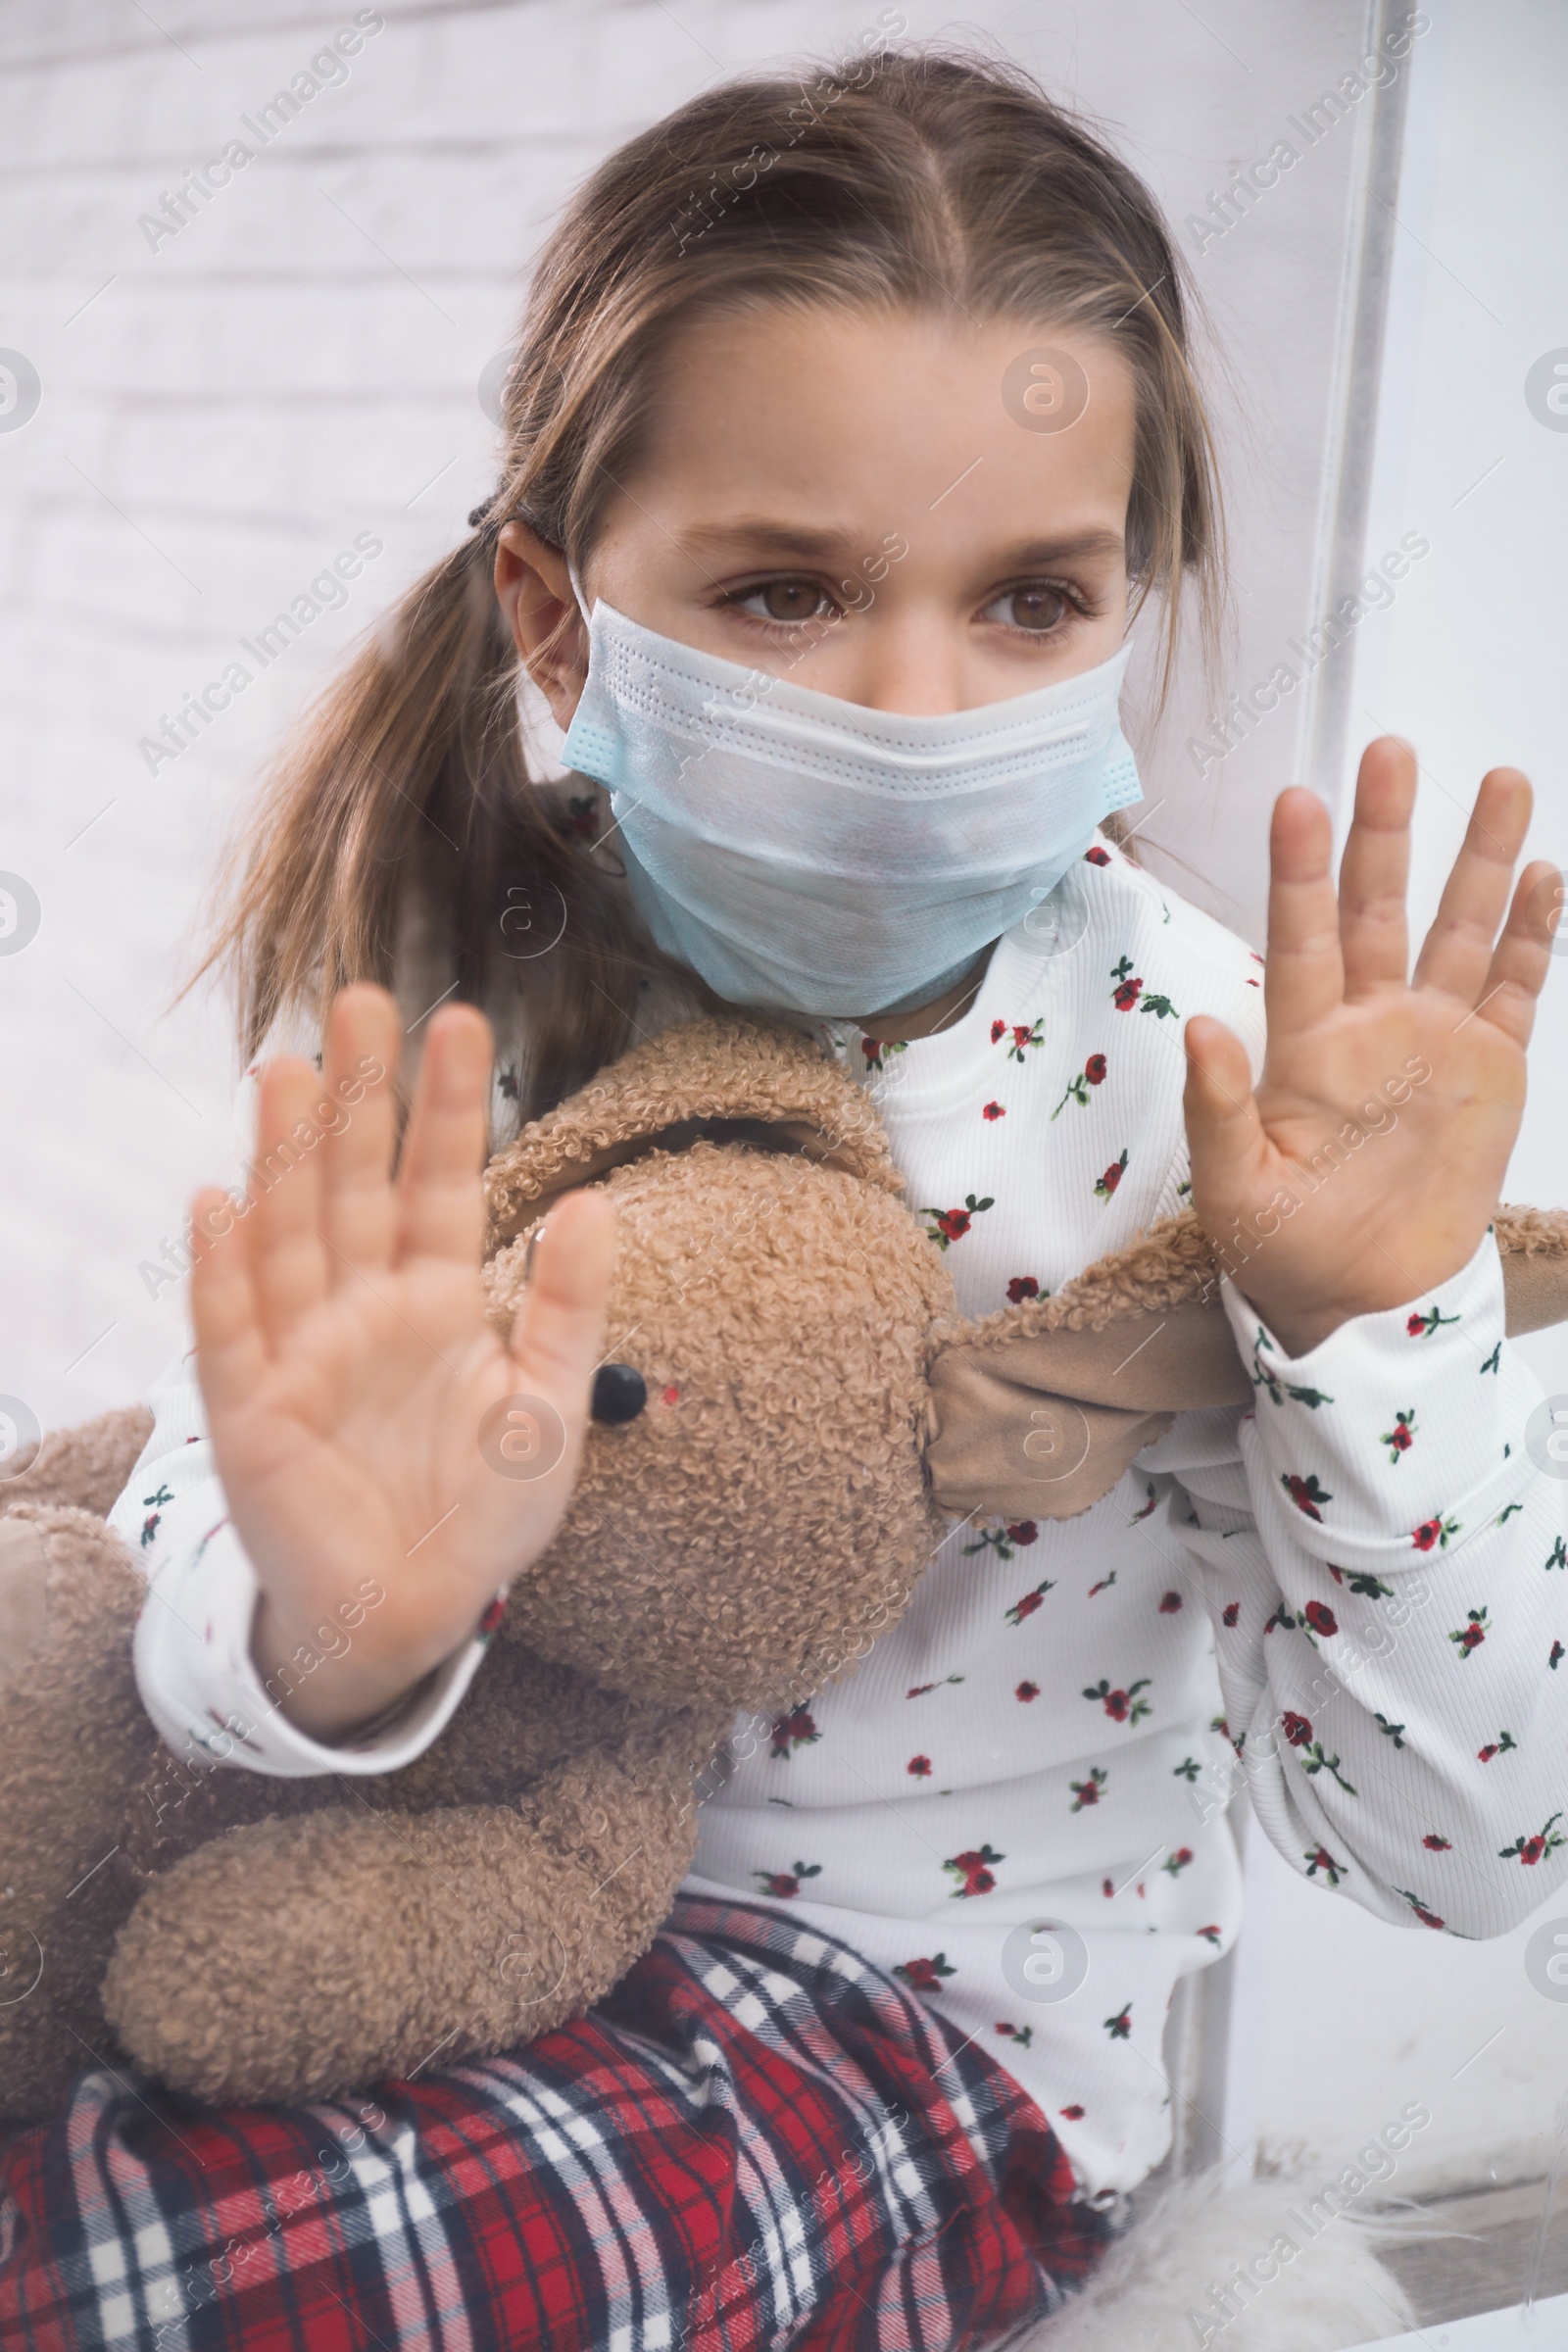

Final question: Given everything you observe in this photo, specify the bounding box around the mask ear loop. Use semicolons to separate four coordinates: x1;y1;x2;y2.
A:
565;556;592;628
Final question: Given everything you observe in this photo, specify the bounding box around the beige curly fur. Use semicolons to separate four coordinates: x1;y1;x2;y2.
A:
3;1016;1566;2125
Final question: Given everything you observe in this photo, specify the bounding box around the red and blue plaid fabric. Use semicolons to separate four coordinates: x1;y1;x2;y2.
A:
0;1894;1114;2352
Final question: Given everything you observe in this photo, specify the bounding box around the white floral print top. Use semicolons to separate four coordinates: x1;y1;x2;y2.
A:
111;835;1568;2203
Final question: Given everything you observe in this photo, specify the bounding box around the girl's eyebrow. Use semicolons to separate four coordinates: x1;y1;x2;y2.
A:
676;522;1126;568
676;522;860;565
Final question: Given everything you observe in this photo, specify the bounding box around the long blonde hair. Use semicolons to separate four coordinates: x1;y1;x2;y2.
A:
189;42;1226;1125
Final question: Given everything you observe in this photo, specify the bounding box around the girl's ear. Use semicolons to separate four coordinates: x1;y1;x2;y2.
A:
494;520;589;728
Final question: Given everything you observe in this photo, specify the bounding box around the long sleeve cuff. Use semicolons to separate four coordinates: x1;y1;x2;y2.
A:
1220;1225;1529;1570
132;1516;495;1779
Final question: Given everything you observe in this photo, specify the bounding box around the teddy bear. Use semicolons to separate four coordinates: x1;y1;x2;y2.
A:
2;1013;1566;2128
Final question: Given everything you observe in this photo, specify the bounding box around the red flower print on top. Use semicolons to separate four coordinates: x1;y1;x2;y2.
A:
1197;1925;1223;1948
861;1038;909;1073
1162;1847;1195;1877
1000;1020;1045;1062
1551;1642;1565;1671
1282;1472;1333;1520
565;793;599;839
944;1844;1004;1898
1478;1731;1517;1761
770;1708;819;1760
1396;1888;1446;1930
1006;1275;1041;1303
1103;2003;1132;2041
754;1861;822;1900
922;1195;995;1250
1448;1607;1489;1657
1303;1844;1347;1886
894;1952;956;1993
1108;956;1179;1018
1221;1601;1240;1628
757;1862;827;1900
1095;1150;1129;1201
964;1520;1039;1563
1085;844;1111;866
1083;1677;1152;1726
1005;1577;1057;1625
1281;1710;1313;1747
1110;957;1142;1011
907;1755;933;1779
1407;1303;1460;1337
1382;1409;1417;1463
1069;1768;1107;1812
995;2021;1035;2047
1423;1835;1452;1850
1131;1484;1159;1524
1016;1680;1040;1701
1159;1590;1183;1613
1051;1054;1108;1119
1499;1813;1566;1866
1303;1600;1339;1639
907;1675;964;1697
982;1100;1005;1120
1414;1513;1462;1551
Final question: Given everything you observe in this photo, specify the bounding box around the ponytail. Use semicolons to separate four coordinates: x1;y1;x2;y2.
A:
184;529;706;1128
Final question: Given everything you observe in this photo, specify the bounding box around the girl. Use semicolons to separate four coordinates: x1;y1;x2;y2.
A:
22;40;1565;2352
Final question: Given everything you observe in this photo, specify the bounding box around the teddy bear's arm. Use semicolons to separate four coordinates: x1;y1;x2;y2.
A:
101;1706;731;2107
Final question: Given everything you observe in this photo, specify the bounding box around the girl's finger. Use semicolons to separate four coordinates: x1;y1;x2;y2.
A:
247;1056;331;1349
1466;859;1561;1050
1261;788;1346;1039
505;1187;617;1396
189;1184;271;1417
1411;767;1533;1002
1182;1014;1268;1210
319;985;402;1290
393;1004;494;1268
1337;738;1415;996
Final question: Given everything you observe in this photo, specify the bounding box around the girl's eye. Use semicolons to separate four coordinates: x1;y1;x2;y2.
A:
983;584;1078;634
729;578;838;626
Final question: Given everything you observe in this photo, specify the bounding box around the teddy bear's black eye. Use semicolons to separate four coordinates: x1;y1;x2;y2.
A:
591;1363;647;1424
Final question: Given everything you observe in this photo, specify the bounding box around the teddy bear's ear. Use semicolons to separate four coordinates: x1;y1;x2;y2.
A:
924;1204;1568;1526
483;1016;900;1251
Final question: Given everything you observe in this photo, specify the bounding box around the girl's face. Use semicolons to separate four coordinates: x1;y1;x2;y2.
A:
500;302;1137;723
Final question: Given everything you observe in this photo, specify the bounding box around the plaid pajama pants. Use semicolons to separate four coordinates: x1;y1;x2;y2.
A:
0;1895;1115;2352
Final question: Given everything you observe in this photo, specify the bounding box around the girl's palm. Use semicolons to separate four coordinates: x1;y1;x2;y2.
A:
188;986;615;1738
1184;741;1558;1355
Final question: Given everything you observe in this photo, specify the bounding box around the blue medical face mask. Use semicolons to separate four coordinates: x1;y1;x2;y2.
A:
559;575;1143;1021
